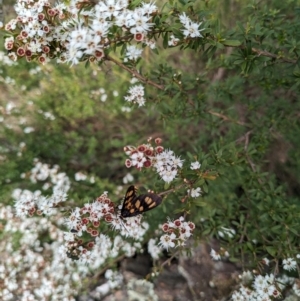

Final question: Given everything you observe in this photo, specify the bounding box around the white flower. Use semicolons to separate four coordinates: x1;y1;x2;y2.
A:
148;238;161;260
159;233;176;250
24;127;35;133
79;250;93;265
144;38;156;49
168;35;180;46
182;21;204;38
262;257;270;266
141;1;157;15
128;12;153;34
125;45;143;60
190;161;201;170
101;94;107;102
179;13;191;26
64;207;81;230
293;282;300;297
152;150;183;183
188;187;202;198
282;257;297;271
210;249;221;260
123;173;134;184
130;151;146;168
75;172;87;181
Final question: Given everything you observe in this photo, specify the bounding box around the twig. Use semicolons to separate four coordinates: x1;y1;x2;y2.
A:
161;250;179;268
235;130;253;144
106;55;164;90
207;110;249;127
250;47;297;64
158;183;187;197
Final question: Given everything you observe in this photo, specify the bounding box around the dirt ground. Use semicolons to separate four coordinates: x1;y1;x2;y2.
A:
82;240;240;301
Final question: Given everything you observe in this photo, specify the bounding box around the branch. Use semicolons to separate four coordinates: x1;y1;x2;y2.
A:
241;46;298;64
161;250;179;268
207;110;250;127
106;55;164;90
106;57;249;128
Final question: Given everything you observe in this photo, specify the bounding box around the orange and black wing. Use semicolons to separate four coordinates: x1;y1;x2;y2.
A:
120;186;162;218
120;185;137;217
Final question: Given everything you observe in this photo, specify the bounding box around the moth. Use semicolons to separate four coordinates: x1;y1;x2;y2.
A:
120;185;162;218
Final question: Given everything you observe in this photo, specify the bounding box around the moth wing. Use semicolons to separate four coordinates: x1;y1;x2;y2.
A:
138;193;162;213
120;185;138;217
121;192;162;218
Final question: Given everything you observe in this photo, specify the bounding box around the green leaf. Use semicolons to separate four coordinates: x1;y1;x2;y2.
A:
221;40;242;47
163;32;169;49
265;246;277;257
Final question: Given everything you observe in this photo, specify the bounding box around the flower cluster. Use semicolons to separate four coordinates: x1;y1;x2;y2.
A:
4;0;68;63
124;137;184;183
127;279;159;301
63;191;152;261
3;0;158;65
159;216;195;250
124;84;146;106
0;205;87;301
0;51;17;66
13;160;70;217
64;192;115;235
93;269;124;298
0;99;37;134
231;272;284;300
27;159;70;191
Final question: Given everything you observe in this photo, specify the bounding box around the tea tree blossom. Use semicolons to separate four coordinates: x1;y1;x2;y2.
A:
190;161;201;170
125;45;143;61
152;149;184;183
124;84;146;106
231;272;283;300
3;0;160;67
148;238;162;260
210;249;221;260
182;22;204;38
74;171;87;181
282;257;297;271
0;205;87;300
159;233;176;250
188;187;202;198
159;216;195;250
13;160;70;217
168;35;180;46
179;13;205;38
124;138;184;183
